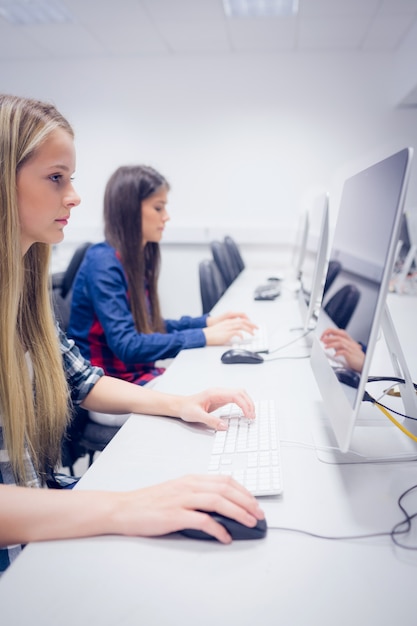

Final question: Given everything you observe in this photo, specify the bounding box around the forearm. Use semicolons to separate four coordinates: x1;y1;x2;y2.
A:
165;315;208;331
81;377;256;431
81;375;183;418
0;475;265;548
0;485;123;547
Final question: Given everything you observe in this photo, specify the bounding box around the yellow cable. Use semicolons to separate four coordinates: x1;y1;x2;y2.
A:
375;402;417;443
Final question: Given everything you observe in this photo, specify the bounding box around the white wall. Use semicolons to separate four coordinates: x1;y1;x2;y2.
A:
2;51;417;316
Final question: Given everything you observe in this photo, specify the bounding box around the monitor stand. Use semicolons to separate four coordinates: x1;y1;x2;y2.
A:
394;243;417;293
383;305;417;421
313;305;417;464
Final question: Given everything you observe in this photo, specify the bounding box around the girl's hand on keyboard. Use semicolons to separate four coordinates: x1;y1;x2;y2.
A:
320;327;365;372
206;311;255;327
113;474;264;543
203;318;257;345
177;387;256;430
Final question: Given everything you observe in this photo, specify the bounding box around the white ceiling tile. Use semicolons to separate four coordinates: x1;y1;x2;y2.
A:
0;22;48;59
400;85;417;106
0;0;416;59
64;0;150;32
142;0;226;22
379;0;417;14
18;23;106;57
298;0;380;18
363;14;417;51
157;20;230;53
227;18;297;51
64;0;168;54
298;17;371;49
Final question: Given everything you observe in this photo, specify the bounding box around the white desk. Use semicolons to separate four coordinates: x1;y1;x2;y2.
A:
1;270;417;626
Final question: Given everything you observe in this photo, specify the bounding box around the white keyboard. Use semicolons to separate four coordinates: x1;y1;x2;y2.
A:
208;400;282;496
231;323;269;353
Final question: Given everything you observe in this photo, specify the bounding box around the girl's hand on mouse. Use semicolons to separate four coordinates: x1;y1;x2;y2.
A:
176;387;256;430
112;475;265;543
203;318;257;345
0;475;264;546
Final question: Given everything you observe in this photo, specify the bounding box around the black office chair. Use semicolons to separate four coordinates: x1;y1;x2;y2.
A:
324;284;360;329
323;260;342;295
61;409;121;476
224;235;245;275
78;414;120;467
50;242;119;475
199;258;227;314
210;240;239;288
51;241;92;330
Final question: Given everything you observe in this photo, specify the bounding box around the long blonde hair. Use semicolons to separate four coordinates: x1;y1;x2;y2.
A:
0;94;71;484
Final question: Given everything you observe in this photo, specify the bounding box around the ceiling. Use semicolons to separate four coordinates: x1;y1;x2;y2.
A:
0;0;417;100
0;0;416;59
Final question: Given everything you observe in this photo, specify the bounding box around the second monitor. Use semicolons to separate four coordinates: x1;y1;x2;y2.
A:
310;147;416;463
298;192;329;332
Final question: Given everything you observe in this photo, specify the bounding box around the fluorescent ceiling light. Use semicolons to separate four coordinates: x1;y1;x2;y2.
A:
0;0;74;25
223;0;298;17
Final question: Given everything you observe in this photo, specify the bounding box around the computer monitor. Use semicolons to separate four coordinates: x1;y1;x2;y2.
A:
291;208;309;280
298;193;329;331
310;147;417;463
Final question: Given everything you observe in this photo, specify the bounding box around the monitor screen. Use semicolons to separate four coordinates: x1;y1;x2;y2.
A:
298;193;329;331
310;148;415;462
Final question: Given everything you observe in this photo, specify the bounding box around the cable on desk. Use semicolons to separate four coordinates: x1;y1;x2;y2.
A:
367;375;417;392
279;380;417;456
268;482;417;551
264;354;310;362
364;376;417;441
371;399;417;443
375;381;401;403
367;376;417;410
281;438;417;463
266;329;313;356
390;484;417;549
280;438;384;461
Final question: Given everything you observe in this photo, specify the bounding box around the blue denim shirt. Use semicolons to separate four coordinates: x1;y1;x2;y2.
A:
67;242;208;385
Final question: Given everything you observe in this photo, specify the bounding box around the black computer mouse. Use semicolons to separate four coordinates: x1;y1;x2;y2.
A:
254;292;279;301
178;512;267;541
221;349;264;364
334;367;360;388
253;284;281;301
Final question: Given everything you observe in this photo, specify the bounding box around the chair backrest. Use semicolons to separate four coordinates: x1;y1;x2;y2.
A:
199;258;226;314
51;282;71;331
323;260;342;295
324;284;360;329
210;240;238;287
52;242;118;475
224;235;245;274
51;242;92;331
61;241;92;298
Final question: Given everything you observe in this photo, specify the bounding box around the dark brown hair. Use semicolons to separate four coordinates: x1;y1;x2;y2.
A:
103;165;169;333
